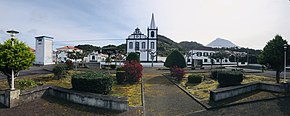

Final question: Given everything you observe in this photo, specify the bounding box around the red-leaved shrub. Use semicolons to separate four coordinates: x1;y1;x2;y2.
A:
123;60;143;83
170;66;185;81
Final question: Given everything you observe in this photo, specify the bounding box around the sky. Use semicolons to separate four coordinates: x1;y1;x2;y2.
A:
0;0;289;50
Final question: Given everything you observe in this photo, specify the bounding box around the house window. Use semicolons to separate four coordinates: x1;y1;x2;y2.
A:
187;59;190;62
151;31;155;37
216;59;219;62
150;42;155;49
38;39;42;45
142;42;146;49
203;52;208;56
225;59;228;62
204;59;208;62
210;52;214;56
135;42;139;50
92;56;95;60
129;42;133;49
197;52;202;57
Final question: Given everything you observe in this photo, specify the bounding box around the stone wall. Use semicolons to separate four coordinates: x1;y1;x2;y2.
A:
48;86;128;111
210;82;290;102
0;86;129;111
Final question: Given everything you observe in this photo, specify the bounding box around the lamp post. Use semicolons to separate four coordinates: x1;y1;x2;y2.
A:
6;30;19;90
284;44;287;83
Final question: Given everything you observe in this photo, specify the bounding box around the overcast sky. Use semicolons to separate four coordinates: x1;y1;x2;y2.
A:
0;0;289;49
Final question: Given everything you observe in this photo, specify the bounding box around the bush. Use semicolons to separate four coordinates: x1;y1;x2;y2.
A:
188;74;203;83
217;71;244;87
18;79;37;90
126;52;140;62
72;72;113;94
52;64;68;79
124;60;143;83
164;50;186;68
110;64;116;69
116;66;126;84
170;66;185;81
210;70;219;80
65;60;74;70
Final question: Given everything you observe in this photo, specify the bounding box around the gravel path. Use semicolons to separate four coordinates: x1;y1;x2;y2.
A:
144;75;204;115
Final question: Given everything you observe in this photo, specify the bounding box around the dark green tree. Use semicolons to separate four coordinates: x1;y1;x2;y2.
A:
211;51;230;69
126;52;140;62
67;50;83;70
164;50;186;68
258;35;289;83
75;44;100;53
0;38;35;89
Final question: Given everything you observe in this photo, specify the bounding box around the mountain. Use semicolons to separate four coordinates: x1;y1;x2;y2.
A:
206;38;238;48
157;35;208;56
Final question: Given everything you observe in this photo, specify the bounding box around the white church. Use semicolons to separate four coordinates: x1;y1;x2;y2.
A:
126;14;158;62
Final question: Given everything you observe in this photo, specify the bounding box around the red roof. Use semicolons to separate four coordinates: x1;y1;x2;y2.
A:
29;47;35;52
57;46;81;50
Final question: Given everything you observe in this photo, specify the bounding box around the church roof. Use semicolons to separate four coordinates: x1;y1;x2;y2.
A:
149;13;156;29
127;28;147;39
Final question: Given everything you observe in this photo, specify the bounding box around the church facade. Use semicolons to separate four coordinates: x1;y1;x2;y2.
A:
126;14;158;62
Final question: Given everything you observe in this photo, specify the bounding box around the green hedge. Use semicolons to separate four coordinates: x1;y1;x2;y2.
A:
126;52;140;62
53;64;68;79
188;74;203;84
217;71;244;87
71;72;113;95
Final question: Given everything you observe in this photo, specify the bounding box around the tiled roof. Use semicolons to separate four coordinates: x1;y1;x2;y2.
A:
56;46;81;50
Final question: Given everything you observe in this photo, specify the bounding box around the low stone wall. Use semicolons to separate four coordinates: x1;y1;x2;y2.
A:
210;82;290;102
48;86;128;111
0;86;129;111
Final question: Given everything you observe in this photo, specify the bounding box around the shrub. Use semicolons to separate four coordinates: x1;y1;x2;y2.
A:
164;50;186;68
217;71;244;87
170;66;185;81
72;72;113;94
110;64;116;69
124;60;143;83
188;74;203;83
116;66;126;84
18;79;37;90
126;52;140;62
65;60;74;70
52;64;68;79
210;70;219;80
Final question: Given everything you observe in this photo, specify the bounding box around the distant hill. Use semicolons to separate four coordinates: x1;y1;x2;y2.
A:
157;35;208;56
207;38;238;48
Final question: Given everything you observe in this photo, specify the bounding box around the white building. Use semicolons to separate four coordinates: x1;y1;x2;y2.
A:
186;49;247;67
34;36;54;65
85;51;108;62
126;14;158;62
56;46;83;63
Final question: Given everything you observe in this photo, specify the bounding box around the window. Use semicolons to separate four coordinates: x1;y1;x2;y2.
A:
92;56;95;60
210;52;214;56
38;39;42;45
187;59;190;62
204;59;208;62
225;59;228;62
129;42;133;49
151;31;155;37
142;42;146;49
203;52;208;56
197;52;202;57
135;42;139;50
150;42;155;49
216;59;219;62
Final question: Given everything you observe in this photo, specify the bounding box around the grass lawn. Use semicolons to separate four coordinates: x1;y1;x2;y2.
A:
0;70;142;106
171;73;277;101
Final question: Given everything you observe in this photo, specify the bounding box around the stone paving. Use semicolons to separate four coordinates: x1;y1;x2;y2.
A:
143;73;205;115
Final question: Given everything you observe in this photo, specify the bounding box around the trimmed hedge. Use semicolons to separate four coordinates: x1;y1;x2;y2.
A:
53;64;68;79
72;72;113;95
164;50;186;68
116;66;126;84
188;74;203;84
217;71;244;87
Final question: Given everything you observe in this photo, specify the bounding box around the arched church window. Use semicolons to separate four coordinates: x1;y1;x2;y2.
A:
151;31;155;37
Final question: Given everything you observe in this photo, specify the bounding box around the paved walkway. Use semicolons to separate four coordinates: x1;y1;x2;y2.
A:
143;73;204;115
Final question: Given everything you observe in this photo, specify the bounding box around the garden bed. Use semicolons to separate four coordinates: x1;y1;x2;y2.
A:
167;73;277;101
0;71;142;106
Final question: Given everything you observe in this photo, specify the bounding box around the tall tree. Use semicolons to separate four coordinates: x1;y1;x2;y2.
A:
0;38;35;89
67;50;83;70
164;50;187;68
258;35;289;83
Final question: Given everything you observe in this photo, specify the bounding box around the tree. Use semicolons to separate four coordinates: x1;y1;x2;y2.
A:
0;38;35;89
164;50;186;68
126;52;140;62
211;51;230;69
75;44;100;53
258;35;289;83
67;50;83;70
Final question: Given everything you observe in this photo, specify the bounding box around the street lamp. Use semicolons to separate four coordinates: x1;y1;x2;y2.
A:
6;30;19;90
284;44;287;83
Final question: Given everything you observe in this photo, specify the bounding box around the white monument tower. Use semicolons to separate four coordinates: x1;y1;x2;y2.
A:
35;36;54;65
